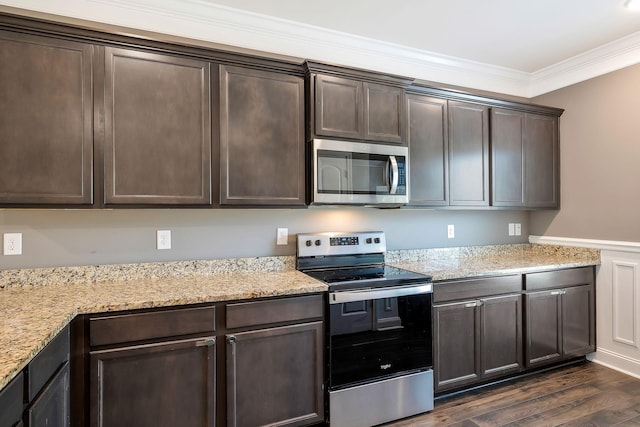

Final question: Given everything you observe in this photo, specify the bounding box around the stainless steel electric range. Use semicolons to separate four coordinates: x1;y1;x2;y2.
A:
296;231;434;427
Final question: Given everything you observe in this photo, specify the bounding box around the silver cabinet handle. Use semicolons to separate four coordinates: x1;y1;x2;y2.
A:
464;300;483;308
388;155;399;194
196;337;216;347
329;283;432;304
227;335;237;427
550;290;562;295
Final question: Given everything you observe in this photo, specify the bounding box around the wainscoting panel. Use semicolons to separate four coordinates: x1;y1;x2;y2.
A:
612;261;639;347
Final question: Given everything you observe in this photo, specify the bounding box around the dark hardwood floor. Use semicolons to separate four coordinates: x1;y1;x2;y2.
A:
384;362;640;427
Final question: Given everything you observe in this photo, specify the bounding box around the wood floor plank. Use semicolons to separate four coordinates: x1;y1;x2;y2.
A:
383;363;640;427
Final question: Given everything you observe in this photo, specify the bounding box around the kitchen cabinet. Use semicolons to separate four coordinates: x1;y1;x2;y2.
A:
524;267;595;368
407;97;489;207
225;295;324;427
491;109;559;208
102;47;212;206
448;101;490;206
0;373;23;427
433;275;522;393
0;30;93;206
87;307;217;427
406;94;449;206
219;65;305;206
306;61;410;144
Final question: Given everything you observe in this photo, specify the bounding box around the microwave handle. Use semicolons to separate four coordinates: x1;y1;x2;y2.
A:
388;156;399;194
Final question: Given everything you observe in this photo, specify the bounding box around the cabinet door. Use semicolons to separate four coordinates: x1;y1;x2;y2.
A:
314;74;363;139
363;83;404;143
406;95;448;206
481;295;523;378
562;285;595;357
103;47;212;205
433;301;481;392
0;372;23;427
491;109;525;207
220;65;305;206
0;31;93;205
448;101;489;206
525;114;558;208
525;290;563;367
26;363;69;427
226;322;324;427
90;337;216;427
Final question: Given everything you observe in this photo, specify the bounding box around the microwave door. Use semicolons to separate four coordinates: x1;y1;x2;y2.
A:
318;152;353;195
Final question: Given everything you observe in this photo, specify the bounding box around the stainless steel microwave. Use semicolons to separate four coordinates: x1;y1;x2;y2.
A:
311;139;409;206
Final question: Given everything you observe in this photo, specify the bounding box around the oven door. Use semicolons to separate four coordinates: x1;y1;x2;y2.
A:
328;284;433;390
312;138;409;205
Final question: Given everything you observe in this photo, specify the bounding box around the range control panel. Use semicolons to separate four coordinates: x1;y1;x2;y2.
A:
296;231;386;257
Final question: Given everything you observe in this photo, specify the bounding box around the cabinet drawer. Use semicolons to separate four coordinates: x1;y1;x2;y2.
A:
226;294;323;329
434;275;522;303
27;325;69;401
0;372;23;427
90;306;216;347
525;267;594;291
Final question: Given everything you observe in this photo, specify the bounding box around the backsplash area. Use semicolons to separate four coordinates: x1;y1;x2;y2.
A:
0;208;529;269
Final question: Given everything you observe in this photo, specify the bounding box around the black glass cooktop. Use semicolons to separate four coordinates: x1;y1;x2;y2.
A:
304;265;432;291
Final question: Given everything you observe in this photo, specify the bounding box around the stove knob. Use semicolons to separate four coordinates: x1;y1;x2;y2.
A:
374;237;381;244
305;240;312;247
315;239;321;246
366;238;372;244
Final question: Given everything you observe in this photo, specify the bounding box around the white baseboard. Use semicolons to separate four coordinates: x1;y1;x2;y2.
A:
529;235;640;253
589;349;640;379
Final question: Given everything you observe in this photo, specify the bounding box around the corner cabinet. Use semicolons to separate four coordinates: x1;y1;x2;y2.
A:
524;267;595;368
491;109;559;208
219;65;305;206
0;30;93;206
101;47;213;206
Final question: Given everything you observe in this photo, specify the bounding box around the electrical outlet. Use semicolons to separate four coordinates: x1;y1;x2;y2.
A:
508;223;515;236
447;224;455;239
156;230;171;250
3;233;22;256
276;228;288;245
515;223;522;236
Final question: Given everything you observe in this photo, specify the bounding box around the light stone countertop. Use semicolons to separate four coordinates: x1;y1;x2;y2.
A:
0;244;600;392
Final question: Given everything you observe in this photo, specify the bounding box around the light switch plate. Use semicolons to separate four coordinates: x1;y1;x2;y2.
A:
277;228;288;245
515;223;522;236
508;223;515;236
157;230;171;250
447;224;455;239
3;233;22;255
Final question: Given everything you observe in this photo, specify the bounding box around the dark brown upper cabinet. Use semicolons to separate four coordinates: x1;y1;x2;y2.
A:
491;109;559;208
305;61;412;144
102;47;212;206
219;65;305;206
0;30;94;206
406;94;449;206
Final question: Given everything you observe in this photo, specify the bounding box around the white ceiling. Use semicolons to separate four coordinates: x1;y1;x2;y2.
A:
3;0;640;96
202;0;640;73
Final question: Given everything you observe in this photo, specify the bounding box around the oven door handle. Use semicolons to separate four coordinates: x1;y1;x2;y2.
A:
329;283;433;304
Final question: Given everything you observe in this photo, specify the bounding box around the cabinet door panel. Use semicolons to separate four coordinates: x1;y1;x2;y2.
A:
26;363;70;427
103;48;211;205
364;83;403;143
220;65;305;205
563;285;595;357
0;31;93;205
491;109;525;207
525;291;562;367
90;338;215;427
448;101;489;206
226;322;324;427
481;295;523;378
315;75;362;139
407;95;448;206
434;301;481;392
525;114;558;208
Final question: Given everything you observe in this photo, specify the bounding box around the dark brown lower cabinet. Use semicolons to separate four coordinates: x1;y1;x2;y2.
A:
525;284;595;368
90;337;216;427
26;363;70;427
434;293;523;393
226;322;324;427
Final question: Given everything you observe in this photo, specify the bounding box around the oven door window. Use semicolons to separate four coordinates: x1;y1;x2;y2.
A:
317;150;406;196
329;293;432;389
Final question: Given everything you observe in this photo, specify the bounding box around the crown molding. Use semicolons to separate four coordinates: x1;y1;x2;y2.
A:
2;0;640;98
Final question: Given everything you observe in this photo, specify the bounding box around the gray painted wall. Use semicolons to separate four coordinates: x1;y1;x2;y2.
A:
531;64;640;243
0;208;529;269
